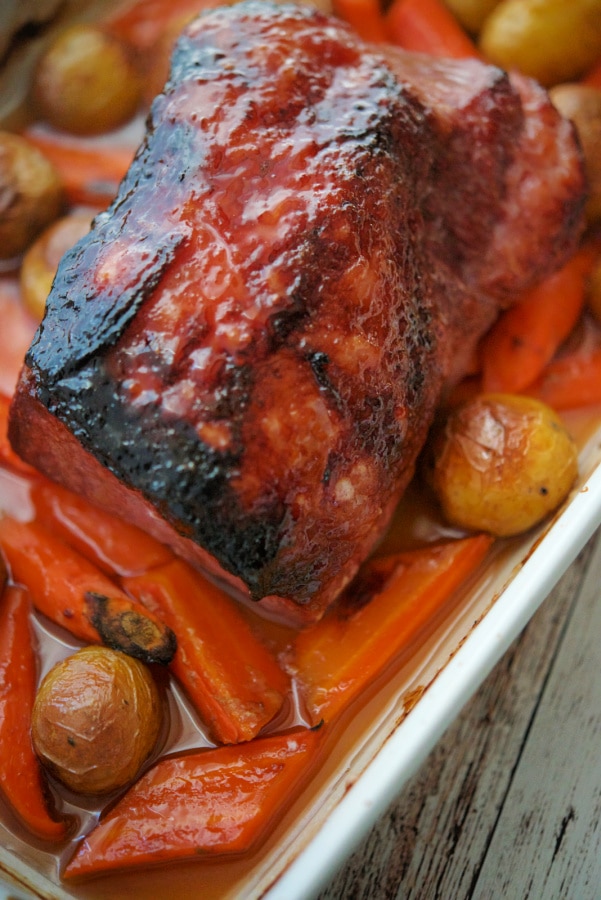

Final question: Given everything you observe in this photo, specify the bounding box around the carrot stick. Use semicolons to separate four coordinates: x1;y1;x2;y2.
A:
123;560;289;744
104;0;220;52
0;518;175;665
526;346;601;410
293;535;493;725
24;132;134;209
385;0;479;58
0;584;67;840
63;728;321;878
333;0;388;43
480;249;595;394
30;480;173;577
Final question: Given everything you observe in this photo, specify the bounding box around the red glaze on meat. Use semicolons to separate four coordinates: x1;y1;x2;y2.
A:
9;1;585;623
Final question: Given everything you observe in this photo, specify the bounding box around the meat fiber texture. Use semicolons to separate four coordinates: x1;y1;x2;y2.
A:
10;1;586;624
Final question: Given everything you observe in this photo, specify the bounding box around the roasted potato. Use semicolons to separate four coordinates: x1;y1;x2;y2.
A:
550;84;601;224
479;0;601;87
0;132;64;260
20;212;92;319
32;645;163;795
429;393;578;536
32;24;141;136
444;0;502;35
0;0;62;60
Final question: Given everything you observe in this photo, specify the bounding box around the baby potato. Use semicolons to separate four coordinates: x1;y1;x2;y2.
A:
32;645;163;795
32;24;141;136
20;212;91;320
479;0;601;87
444;0;502;35
0;132;64;260
550;84;601;224
430;394;578;537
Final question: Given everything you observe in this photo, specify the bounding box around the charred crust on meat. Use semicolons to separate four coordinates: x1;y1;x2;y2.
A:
34;357;286;593
11;1;587;617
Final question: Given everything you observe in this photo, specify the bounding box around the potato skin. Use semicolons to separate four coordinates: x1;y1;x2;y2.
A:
31;646;163;795
479;0;601;87
0;132;64;259
20;213;91;320
430;394;578;537
444;0;502;35
32;24;141;136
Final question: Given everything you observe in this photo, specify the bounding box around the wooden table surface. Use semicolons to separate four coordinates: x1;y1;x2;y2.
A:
318;531;601;900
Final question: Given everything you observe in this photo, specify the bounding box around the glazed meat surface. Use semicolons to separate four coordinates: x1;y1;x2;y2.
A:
10;1;585;622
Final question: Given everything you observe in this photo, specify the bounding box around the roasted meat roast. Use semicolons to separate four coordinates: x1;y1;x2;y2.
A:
9;1;586;623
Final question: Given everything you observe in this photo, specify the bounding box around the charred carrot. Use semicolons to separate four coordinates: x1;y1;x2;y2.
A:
63;727;321;878
293;535;493;724
123;559;289;744
0;518;175;664
333;0;388;43
385;0;479;58
24;132;134;208
31;480;173;577
480;249;595;394
0;584;67;840
527;346;601;410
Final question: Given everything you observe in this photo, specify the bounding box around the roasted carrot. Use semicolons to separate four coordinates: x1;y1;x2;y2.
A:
123;559;289;744
527;346;601;410
63;727;321;878
105;0;220;52
480;249;595;394
385;0;479;58
333;0;388;43
31;480;173;577
0;517;175;664
0;584;67;840
24;131;134;209
293;535;493;724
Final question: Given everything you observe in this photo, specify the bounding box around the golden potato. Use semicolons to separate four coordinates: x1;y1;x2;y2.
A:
32;24;141;136
430;394;578;536
32;646;163;795
20;212;92;320
550;84;601;223
0;131;64;260
444;0;502;35
479;0;601;87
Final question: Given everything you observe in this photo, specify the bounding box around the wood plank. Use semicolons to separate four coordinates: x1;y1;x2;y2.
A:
473;533;601;899
318;536;598;899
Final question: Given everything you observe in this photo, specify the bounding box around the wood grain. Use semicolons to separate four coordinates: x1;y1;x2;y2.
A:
318;533;601;900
